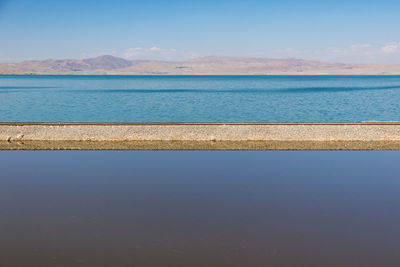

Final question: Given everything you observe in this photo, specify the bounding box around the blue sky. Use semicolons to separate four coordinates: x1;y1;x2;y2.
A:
0;0;400;63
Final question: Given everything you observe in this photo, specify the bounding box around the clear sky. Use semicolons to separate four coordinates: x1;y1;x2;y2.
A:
0;0;400;63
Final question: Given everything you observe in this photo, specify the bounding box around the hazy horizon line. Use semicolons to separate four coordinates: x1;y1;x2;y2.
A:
2;54;399;65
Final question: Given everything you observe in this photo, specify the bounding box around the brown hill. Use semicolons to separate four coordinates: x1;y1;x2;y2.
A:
82;55;133;70
1;55;400;75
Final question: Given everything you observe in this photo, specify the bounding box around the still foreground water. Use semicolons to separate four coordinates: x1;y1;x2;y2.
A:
1;75;400;122
1;151;400;266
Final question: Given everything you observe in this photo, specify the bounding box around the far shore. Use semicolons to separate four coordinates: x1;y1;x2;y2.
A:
2;55;400;75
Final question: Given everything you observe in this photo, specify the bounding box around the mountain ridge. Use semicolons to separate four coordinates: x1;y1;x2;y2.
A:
1;55;400;75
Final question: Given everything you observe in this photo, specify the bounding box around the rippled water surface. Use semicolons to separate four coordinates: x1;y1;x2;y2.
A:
1;75;400;122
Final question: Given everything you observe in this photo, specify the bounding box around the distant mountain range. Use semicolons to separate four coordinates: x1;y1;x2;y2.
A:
1;55;400;75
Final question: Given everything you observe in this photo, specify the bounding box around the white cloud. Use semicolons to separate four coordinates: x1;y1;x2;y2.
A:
80;50;118;59
122;46;191;60
80;42;400;63
351;44;373;50
123;47;143;58
326;46;348;55
262;42;400;63
381;43;400;54
124;46;169;59
149;46;161;51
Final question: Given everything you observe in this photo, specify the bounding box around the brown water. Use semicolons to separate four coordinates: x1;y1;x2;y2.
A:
0;151;400;266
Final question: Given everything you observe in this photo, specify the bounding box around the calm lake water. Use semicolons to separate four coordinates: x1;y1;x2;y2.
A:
1;75;400;122
1;151;400;266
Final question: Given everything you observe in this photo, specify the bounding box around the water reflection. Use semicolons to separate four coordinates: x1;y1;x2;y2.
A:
0;151;399;266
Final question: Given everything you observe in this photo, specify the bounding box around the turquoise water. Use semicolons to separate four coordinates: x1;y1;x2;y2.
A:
1;75;400;122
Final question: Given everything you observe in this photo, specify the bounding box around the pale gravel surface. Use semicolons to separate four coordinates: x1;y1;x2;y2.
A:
0;123;399;150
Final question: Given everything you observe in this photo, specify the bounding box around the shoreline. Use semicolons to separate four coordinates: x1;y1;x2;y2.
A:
1;122;400;150
2;74;400;76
